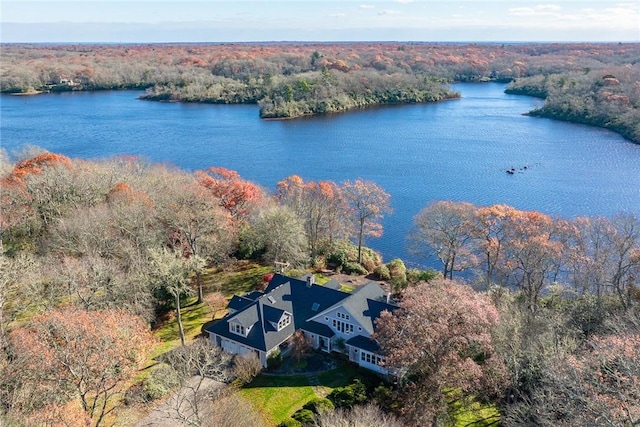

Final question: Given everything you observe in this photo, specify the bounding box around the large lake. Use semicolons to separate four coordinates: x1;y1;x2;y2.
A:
2;83;639;268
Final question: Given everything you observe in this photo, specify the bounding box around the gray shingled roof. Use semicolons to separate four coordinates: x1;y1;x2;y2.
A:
205;281;295;352
346;335;381;353
228;295;256;312
228;305;259;328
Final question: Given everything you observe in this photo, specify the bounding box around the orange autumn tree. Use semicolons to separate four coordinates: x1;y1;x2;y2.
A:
1;152;73;248
277;175;348;257
342;179;392;265
472;204;526;286
8;308;153;427
500;210;567;312
5;152;73;186
195;166;263;221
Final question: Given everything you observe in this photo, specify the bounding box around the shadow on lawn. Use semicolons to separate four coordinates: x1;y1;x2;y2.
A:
243;352;374;390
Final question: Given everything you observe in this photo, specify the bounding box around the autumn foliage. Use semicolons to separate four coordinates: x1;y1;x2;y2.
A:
8;308;153;426
376;278;506;424
3;42;636;138
4;152;73;186
195;166;263;220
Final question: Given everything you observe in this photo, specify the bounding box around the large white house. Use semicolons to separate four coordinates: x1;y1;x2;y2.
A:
205;273;397;374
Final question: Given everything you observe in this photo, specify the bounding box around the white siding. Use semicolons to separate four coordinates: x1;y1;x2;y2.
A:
315;307;368;341
358;349;387;374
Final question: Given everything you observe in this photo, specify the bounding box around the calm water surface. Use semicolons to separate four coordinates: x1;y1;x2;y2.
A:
2;83;639;267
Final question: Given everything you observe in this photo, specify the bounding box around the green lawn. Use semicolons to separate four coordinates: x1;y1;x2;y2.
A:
149;299;212;356
239;364;360;426
203;262;272;297
448;394;501;427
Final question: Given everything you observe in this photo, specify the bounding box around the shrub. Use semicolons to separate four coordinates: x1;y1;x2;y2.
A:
263;272;274;283
374;264;391;280
147;364;178;396
291;408;316;424
342;262;368;276
233;354;262;386
406;268;440;284
327;379;368;409
267;349;283;371
277;419;302;427
326;240;381;272
373;384;400;413
386;259;407;290
303;397;335;415
311;257;327;271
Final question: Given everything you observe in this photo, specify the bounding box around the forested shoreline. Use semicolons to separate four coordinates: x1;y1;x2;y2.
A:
1;42;638;136
1;149;639;426
505;66;640;142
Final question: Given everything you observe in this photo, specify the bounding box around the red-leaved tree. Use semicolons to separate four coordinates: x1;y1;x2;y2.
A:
195;167;263;221
375;278;506;425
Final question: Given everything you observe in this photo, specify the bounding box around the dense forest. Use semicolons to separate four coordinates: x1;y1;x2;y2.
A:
1;149;639;426
1;42;638;140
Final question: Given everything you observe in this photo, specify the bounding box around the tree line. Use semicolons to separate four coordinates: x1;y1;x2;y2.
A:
409;200;640;311
1;42;638;134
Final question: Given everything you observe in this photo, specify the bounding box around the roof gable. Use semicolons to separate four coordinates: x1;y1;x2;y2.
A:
228;304;259;328
307;281;394;333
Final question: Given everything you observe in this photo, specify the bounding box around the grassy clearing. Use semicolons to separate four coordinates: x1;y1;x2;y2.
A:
239;364;360;426
147;298;213;361
448;393;501;427
239;376;316;426
204;261;272;297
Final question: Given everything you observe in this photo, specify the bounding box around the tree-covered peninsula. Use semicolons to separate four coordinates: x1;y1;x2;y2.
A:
506;65;640;143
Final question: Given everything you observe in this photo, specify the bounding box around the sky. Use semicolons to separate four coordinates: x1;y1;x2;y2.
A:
1;0;638;43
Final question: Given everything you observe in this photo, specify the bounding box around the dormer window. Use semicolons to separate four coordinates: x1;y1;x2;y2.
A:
277;313;292;330
230;322;248;336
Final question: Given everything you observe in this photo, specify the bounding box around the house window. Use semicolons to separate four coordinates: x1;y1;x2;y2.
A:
336;312;350;320
332;319;353;334
360;350;384;366
277;313;291;330
312;302;320;311
230;322;246;336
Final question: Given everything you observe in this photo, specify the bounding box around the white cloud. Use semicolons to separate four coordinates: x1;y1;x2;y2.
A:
507;2;639;31
393;0;414;3
536;4;561;12
508;7;535;16
360;4;375;9
329;13;346;18
378;9;401;16
508;4;562;16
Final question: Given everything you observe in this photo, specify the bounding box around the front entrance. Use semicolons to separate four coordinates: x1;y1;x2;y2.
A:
319;336;330;352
